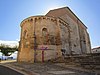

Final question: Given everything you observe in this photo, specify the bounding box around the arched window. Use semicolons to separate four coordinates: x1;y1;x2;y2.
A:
42;28;47;36
42;28;48;45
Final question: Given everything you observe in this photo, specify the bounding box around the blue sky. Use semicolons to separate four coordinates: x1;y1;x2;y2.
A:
0;0;100;48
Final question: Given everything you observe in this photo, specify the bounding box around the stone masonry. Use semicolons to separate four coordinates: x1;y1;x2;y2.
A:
17;7;91;63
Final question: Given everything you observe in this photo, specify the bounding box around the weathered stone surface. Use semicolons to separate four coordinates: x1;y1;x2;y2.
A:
17;7;91;63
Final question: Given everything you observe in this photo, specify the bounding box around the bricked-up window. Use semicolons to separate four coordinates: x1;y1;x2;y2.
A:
23;30;27;39
49;35;55;45
42;28;48;45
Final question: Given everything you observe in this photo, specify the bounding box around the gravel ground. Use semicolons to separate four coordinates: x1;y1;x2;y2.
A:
4;62;98;75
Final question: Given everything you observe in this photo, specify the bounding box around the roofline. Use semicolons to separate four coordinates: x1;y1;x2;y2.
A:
46;6;67;16
46;6;87;29
92;46;100;50
66;7;87;29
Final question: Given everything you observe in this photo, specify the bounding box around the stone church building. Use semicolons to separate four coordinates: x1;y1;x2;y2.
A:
17;7;91;63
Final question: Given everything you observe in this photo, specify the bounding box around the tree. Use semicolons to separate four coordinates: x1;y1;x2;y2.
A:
0;44;18;56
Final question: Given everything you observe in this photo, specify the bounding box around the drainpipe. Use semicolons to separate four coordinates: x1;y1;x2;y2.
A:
77;19;83;54
68;27;72;55
33;18;37;63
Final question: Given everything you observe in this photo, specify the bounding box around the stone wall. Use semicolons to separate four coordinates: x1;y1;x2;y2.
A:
18;16;62;63
18;18;35;62
46;7;91;54
18;7;91;63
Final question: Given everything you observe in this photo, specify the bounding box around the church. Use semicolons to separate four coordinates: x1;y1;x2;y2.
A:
17;7;91;63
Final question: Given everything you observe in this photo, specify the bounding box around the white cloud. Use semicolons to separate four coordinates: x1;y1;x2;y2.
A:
16;39;20;41
0;40;19;47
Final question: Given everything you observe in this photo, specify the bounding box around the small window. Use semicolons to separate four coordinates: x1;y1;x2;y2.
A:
49;35;55;45
74;44;76;47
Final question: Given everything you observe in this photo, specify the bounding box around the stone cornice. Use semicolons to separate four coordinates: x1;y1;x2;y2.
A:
20;16;68;28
